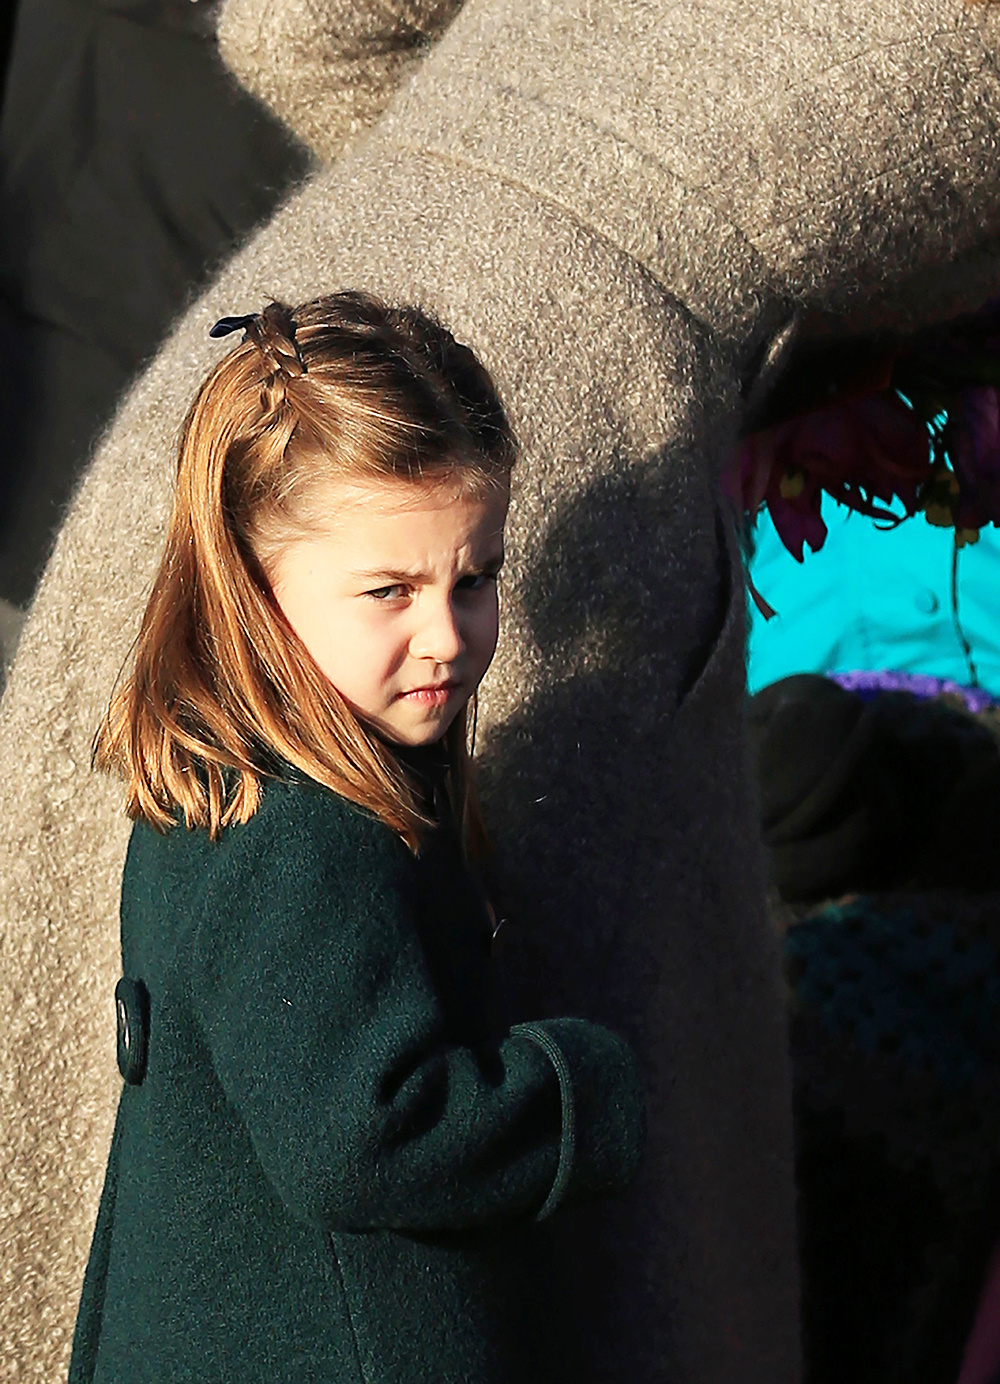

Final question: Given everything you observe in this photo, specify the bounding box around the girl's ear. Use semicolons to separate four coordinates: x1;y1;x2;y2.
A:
217;0;467;165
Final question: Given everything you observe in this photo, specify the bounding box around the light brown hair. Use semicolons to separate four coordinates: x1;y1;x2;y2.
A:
93;292;516;853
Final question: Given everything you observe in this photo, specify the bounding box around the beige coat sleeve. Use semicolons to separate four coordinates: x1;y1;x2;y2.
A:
217;0;467;162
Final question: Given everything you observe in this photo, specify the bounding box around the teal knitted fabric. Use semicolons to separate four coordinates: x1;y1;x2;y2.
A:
68;775;644;1383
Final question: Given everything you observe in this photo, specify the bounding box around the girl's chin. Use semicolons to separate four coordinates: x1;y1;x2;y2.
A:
374;728;449;750
366;706;462;748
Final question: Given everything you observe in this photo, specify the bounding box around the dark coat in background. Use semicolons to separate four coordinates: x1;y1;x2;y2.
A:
0;0;308;608
2;0;1000;1381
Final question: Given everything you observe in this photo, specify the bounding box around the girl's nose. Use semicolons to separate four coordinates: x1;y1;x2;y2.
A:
410;596;465;664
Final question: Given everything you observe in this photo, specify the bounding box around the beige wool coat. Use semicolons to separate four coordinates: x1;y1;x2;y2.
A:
3;1;1000;1380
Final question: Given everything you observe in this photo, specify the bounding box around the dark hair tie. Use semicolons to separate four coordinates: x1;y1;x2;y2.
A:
209;306;306;383
209;314;260;340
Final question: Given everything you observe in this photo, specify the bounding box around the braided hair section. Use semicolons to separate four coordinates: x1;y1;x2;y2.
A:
244;302;304;380
210;301;306;419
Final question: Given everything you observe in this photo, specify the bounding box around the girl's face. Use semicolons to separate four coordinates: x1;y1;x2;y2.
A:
267;474;508;746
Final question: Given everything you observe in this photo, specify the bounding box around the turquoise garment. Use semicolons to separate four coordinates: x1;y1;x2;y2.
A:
746;497;1000;696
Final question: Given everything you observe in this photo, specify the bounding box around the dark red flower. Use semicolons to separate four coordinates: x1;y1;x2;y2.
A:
727;391;932;561
953;385;1000;528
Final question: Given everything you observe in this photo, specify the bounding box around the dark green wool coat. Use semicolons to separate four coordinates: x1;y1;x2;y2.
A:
68;770;644;1384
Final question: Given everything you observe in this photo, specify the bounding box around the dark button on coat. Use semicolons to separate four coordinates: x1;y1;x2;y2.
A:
69;775;644;1383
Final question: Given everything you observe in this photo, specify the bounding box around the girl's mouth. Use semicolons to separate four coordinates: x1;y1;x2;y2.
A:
397;681;460;706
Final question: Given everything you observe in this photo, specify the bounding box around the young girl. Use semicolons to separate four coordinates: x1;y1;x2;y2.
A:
70;292;644;1384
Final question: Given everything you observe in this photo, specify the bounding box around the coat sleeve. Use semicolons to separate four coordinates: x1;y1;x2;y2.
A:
187;786;644;1234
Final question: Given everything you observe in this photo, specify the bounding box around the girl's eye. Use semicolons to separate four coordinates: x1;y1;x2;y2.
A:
456;572;498;593
365;584;409;601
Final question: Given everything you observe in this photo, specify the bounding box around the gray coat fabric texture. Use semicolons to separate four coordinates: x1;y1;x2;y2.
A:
2;1;1000;1381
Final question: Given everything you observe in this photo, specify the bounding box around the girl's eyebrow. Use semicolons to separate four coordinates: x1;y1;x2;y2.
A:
351;567;426;583
351;551;505;583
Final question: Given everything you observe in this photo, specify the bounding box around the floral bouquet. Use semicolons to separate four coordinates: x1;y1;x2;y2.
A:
725;299;1000;601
